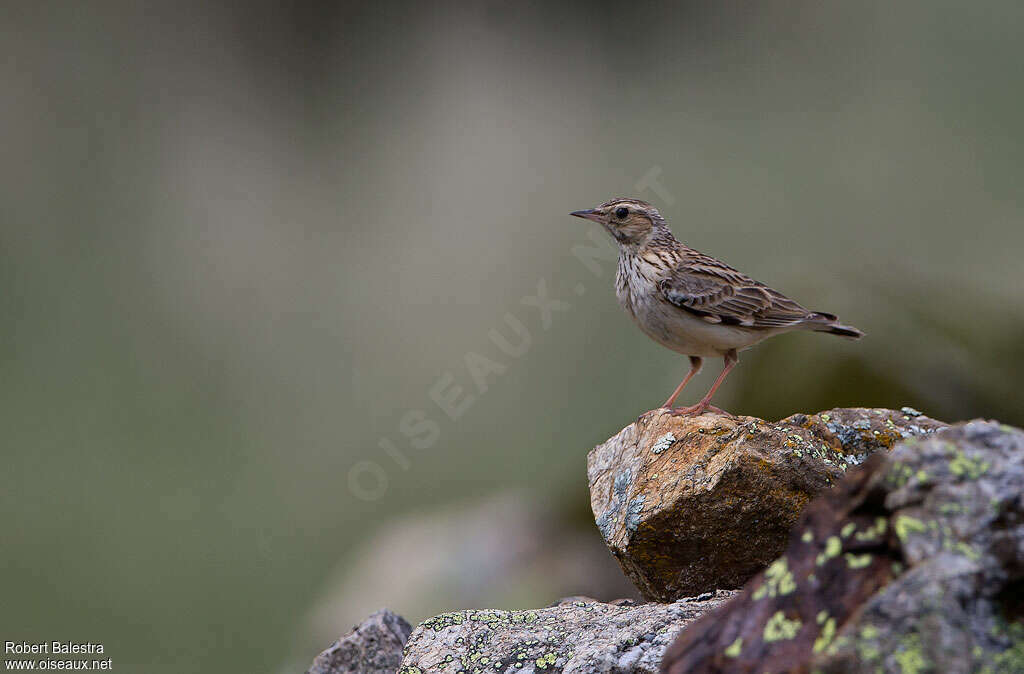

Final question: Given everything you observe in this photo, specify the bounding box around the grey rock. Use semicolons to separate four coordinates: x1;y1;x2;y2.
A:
818;421;1024;674
661;420;1024;673
398;591;735;673
307;609;412;674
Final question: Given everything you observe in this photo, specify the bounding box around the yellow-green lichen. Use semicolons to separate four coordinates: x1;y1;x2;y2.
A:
888;462;915;486
841;523;857;538
895;634;929;674
855;517;889;542
858;641;880;662
938;502;962;515
422;612;466;630
817;536;842;565
724;637;743;658
535;652;556;669
814;617;837;653
846;553;873;569
955;541;980;561
894;515;927;541
993;622;1024;671
753;558;797;599
764;611;802;642
826;635;850;657
949;453;989;479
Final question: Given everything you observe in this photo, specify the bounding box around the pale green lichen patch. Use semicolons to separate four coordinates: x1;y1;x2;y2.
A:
894;515;927;541
992;622;1024;672
954;541;980;561
939;502;962;515
535;652;557;669
813;617;837;653
826;634;850;657
894;634;929;674
888;462;915;487
855;517;888;542
852;623;885;662
816;536;842;566
845;552;873;569
764;611;802;642
857;638;880;661
802;529;814;543
841;522;856;538
724;637;743;658
753;558;797;599
949;452;990;479
421;612;467;630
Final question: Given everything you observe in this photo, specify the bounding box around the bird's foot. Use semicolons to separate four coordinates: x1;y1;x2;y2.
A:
666;403;733;417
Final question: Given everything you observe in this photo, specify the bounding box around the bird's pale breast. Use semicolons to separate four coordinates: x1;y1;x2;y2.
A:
616;253;778;357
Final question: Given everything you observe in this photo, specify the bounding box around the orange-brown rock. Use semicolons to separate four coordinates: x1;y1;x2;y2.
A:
587;407;946;601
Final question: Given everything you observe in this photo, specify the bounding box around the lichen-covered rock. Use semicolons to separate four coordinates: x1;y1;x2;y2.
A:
398;591;736;673
661;420;1024;674
306;609;412;674
588;407;945;600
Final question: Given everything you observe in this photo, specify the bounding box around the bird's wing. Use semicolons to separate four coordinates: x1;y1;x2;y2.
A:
658;253;811;328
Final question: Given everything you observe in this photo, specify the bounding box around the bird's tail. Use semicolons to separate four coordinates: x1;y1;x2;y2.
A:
804;311;865;340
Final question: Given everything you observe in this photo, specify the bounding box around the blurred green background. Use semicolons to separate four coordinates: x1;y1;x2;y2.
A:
2;1;1022;672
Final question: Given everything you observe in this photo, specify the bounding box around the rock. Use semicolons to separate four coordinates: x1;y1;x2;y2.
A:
398;591;736;673
588;407;946;601
661;420;1024;674
306;609;412;674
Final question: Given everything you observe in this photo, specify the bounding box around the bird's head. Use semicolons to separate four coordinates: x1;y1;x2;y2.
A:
570;198;666;247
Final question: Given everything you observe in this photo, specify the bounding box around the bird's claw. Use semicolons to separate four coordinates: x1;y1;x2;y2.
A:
665;403;734;418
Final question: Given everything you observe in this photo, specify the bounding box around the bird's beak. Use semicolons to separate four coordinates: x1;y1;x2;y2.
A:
570;209;601;223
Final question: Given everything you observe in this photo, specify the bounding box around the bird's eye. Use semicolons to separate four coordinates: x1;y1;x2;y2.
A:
615;207;629;219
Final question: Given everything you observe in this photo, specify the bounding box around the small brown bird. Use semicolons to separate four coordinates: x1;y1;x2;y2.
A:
571;198;863;416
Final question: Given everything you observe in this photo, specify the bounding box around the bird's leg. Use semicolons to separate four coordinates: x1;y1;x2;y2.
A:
662;356;702;409
671;350;738;416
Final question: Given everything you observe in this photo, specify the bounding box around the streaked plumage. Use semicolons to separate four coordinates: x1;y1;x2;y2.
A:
571;197;863;415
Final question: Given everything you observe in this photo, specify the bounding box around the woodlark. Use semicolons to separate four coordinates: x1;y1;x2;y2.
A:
571;198;863;416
